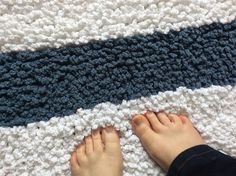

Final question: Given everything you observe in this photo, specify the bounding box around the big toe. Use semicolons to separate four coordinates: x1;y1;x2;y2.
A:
132;114;152;136
102;126;121;154
132;114;157;148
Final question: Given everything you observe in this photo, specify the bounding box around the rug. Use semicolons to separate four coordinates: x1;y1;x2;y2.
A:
0;0;236;175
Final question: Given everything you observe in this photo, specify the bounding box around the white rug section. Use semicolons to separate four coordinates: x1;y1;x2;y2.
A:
0;85;236;176
0;0;236;52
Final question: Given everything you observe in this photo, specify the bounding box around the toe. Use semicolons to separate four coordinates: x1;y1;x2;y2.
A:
102;127;121;154
92;129;103;152
85;136;93;155
145;111;163;132
132;114;157;147
168;113;182;126
70;151;80;176
132;114;150;128
76;143;87;164
179;115;193;126
156;112;171;126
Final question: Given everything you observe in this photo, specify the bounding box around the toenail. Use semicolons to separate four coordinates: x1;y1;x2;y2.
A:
157;110;164;113
92;129;99;135
146;111;153;115
134;118;144;126
105;127;114;133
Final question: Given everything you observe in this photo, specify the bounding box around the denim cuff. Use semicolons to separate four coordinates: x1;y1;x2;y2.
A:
167;144;215;176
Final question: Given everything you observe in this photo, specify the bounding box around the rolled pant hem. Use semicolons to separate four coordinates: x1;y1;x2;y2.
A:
167;144;215;176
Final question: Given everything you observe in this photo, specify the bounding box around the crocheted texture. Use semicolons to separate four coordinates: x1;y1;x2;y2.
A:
1;20;236;127
0;0;236;176
0;0;236;52
1;86;236;176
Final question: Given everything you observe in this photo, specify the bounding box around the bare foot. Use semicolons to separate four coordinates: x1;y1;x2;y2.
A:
70;127;123;176
132;111;205;171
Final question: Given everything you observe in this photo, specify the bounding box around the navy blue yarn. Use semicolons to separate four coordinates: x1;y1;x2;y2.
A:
0;20;236;127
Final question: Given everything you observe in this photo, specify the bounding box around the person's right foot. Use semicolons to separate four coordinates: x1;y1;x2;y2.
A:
70;127;123;176
132;111;205;171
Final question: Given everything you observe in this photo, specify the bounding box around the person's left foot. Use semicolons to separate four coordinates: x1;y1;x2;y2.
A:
131;111;205;171
70;127;123;176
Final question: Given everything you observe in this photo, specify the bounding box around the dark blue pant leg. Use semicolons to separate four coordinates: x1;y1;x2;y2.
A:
167;145;236;176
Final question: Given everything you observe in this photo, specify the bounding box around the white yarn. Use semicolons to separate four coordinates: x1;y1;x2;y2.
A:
0;0;236;52
0;85;236;176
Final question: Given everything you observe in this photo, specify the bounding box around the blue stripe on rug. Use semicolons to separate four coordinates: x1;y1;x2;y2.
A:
0;20;236;127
